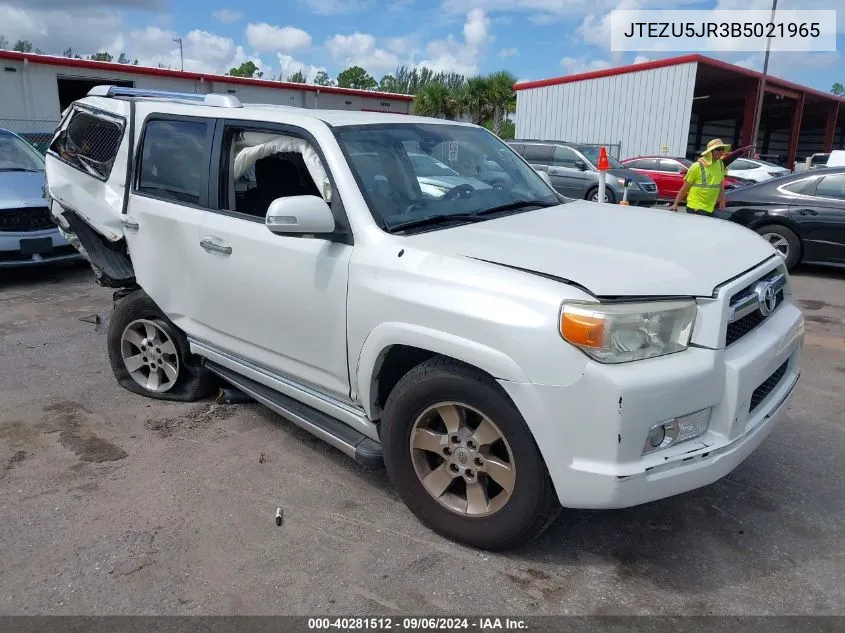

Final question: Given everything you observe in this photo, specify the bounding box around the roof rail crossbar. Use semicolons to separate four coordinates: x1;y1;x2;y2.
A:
86;85;242;108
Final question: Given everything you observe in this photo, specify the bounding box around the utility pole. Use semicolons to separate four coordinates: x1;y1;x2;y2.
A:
750;0;778;155
173;37;183;71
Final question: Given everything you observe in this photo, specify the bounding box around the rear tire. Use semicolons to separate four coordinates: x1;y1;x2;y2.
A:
587;186;616;204
107;289;218;401
381;357;560;551
756;224;801;270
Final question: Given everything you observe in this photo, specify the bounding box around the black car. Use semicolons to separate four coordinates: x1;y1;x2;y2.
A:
722;166;845;270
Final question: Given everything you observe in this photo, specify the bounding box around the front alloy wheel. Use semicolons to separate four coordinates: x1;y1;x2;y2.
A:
410;402;515;517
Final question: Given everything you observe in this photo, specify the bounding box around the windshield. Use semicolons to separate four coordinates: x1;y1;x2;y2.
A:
578;146;624;169
336;123;560;232
0;133;45;171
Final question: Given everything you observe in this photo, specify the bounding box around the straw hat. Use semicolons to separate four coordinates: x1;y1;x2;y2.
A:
701;138;731;155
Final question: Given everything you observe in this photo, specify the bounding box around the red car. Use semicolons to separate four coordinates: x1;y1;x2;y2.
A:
621;156;753;201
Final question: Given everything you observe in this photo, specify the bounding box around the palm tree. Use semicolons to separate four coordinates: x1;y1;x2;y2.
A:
414;82;460;119
460;76;491;126
486;70;517;137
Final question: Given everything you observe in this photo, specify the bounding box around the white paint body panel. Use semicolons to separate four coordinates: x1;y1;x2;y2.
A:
515;62;697;160
45;95;805;511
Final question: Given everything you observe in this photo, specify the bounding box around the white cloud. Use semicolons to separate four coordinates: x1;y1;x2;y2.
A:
560;55;612;74
245;23;312;53
0;5;125;56
211;9;242;23
277;53;326;82
387;37;413;55
418;8;493;75
499;47;519;58
633;54;649;64
325;32;399;71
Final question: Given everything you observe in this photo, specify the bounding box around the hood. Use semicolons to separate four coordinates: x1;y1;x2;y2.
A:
404;201;775;297
0;170;47;209
604;167;655;185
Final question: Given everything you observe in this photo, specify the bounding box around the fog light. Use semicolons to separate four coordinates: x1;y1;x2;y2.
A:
642;408;711;455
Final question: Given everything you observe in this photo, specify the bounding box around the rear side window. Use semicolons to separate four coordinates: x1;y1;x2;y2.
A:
814;174;845;200
137;119;210;205
522;144;553;164
659;159;684;173
49;110;124;180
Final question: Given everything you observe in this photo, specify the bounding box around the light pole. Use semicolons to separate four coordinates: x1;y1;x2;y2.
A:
173;37;183;71
750;0;778;155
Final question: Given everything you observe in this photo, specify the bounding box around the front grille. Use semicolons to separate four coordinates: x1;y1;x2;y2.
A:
0;207;55;232
640;182;657;193
725;268;786;346
750;361;789;413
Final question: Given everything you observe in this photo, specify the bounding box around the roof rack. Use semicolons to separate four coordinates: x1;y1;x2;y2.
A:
86;85;242;108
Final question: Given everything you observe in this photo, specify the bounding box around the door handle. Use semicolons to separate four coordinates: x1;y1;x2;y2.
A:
200;237;233;255
121;216;139;231
797;209;818;216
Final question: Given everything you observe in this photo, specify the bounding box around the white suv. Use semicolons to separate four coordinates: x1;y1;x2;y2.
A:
46;86;805;551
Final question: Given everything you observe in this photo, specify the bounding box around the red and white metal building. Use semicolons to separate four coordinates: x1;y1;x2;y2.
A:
0;50;413;137
513;54;845;168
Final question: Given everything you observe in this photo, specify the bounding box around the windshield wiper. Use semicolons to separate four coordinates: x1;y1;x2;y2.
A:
473;199;557;216
386;213;487;233
0;167;41;172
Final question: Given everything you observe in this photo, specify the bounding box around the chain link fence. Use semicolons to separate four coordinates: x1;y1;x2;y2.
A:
0;118;61;154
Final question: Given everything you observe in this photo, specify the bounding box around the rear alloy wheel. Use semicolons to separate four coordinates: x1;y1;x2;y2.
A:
120;319;181;393
588;187;616;204
381;357;560;551
756;224;801;270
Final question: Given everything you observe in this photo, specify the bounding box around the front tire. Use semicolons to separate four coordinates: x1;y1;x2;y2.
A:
381;357;560;551
756;224;801;270
588;186;616;204
107;290;218;401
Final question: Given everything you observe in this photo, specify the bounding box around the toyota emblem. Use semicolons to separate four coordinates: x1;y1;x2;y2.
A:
754;281;778;316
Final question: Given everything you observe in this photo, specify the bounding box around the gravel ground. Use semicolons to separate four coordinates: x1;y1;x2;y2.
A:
0;261;843;616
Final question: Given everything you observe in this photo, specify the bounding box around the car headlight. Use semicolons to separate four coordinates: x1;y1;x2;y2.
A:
559;299;697;363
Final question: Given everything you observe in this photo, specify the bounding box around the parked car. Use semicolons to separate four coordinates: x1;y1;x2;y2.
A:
622;156;755;201
0;128;82;269
507;140;659;206
48;86;804;551
722;166;845;270
726;157;791;183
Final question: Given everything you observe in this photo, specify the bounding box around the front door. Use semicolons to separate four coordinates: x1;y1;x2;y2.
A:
547;145;589;198
190;122;353;401
791;173;845;264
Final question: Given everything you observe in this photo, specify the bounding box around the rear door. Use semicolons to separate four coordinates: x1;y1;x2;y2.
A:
46;99;130;241
790;173;845;264
548;145;588;197
123;112;217;335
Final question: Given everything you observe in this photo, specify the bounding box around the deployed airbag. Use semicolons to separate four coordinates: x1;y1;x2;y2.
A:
234;132;332;201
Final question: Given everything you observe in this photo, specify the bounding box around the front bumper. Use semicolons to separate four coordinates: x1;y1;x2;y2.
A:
618;186;658;206
499;298;804;510
0;227;83;268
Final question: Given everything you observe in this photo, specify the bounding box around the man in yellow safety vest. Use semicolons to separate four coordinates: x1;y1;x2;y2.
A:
671;138;731;216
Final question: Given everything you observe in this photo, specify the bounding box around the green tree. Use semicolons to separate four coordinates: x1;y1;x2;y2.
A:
117;53;130;64
413;82;460;120
337;65;377;90
379;74;401;93
228;61;262;78
833;82;845;96
486;70;517;137
313;70;334;86
459;76;491;125
133;59;139;65
89;52;113;62
62;47;74;57
287;70;306;83
13;40;33;53
0;35;9;50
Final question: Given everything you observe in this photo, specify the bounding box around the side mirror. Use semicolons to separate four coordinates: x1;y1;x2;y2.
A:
536;169;553;187
266;195;335;235
574;160;587;171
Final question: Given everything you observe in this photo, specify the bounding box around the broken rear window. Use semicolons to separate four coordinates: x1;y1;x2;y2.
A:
49;110;124;180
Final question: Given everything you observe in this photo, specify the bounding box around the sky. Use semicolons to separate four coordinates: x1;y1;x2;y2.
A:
0;0;843;93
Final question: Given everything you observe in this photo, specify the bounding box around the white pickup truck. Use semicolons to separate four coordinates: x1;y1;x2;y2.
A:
45;86;805;550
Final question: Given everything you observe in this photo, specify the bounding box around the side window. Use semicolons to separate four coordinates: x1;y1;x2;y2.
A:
814;174;845;201
552;146;581;168
221;126;329;219
48;109;124;180
137;119;209;205
522;144;553;164
659;159;683;173
634;158;659;171
781;178;815;195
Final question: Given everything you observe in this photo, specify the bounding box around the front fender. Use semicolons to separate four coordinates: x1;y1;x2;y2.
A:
355;321;529;420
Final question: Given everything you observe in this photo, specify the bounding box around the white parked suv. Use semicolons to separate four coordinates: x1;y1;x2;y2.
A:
46;86;805;551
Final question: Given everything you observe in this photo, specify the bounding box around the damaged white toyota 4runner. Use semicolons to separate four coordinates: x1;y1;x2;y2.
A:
46;86;804;550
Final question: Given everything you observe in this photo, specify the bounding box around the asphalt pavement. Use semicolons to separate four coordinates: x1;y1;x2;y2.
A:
0;261;843;616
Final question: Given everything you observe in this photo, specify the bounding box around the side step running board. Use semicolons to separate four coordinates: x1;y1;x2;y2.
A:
204;361;384;469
